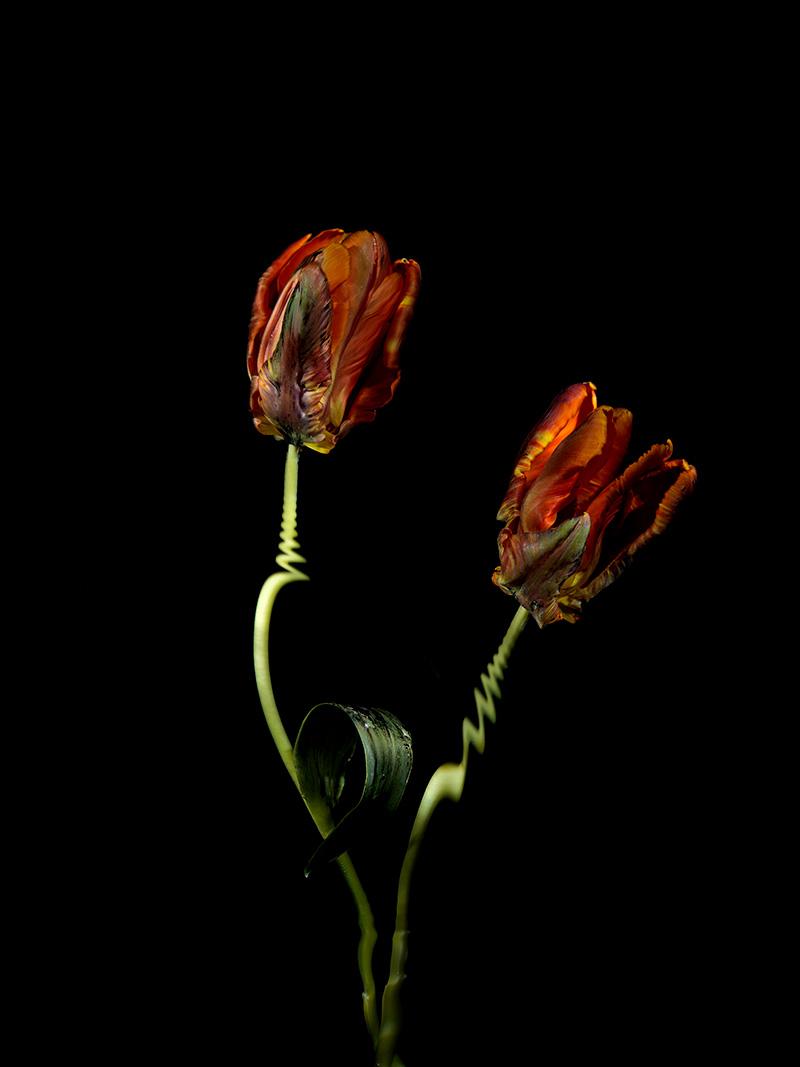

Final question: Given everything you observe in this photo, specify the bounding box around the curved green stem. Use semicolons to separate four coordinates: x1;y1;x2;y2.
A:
253;444;307;785
253;443;380;1044
375;606;530;1067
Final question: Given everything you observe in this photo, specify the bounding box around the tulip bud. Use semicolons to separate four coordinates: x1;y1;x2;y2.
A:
248;230;420;453
494;383;696;625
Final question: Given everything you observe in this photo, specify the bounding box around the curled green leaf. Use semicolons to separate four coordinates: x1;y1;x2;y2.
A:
294;703;413;877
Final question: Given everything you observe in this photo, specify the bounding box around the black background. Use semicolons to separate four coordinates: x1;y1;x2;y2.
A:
154;179;727;1065
72;101;749;1065
14;12;789;1057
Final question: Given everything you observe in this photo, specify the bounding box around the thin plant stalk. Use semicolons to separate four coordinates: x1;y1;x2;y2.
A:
253;443;380;1044
375;605;530;1066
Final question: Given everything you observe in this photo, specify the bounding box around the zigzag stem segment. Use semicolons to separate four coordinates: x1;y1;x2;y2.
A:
275;443;307;578
375;605;530;1067
252;443;380;1045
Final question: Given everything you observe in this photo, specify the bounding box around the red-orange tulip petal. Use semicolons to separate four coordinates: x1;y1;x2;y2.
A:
380;260;421;369
328;271;404;429
250;375;281;437
248;229;344;377
497;382;597;524
339;258;421;436
275;228;346;294
572;408;633;514
572;440;673;582
324;232;389;379
248;231;314;376
575;451;698;603
519;406;632;533
255;262;333;445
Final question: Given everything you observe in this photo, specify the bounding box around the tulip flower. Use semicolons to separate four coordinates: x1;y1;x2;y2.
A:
493;381;696;626
247;229;421;453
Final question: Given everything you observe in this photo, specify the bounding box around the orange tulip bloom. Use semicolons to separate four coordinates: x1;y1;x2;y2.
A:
248;229;420;453
493;382;697;626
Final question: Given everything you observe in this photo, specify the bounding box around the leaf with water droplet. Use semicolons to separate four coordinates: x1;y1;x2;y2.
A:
294;703;413;877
